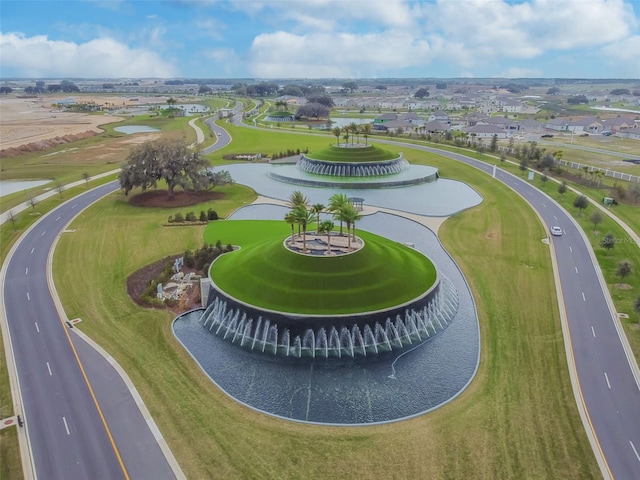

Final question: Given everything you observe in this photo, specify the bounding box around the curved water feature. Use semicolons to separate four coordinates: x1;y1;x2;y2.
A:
298;155;410;177
268;145;438;188
172;208;480;425
199;276;458;359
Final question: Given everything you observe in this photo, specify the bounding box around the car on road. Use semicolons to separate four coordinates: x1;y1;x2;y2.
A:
602;131;613;136
550;226;563;236
541;134;554;138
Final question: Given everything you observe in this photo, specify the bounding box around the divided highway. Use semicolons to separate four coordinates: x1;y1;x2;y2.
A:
3;116;639;478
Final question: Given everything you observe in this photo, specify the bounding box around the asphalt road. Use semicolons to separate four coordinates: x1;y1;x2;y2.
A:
2;182;178;479
409;144;640;479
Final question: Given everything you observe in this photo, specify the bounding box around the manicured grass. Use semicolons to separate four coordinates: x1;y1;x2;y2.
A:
305;145;398;163
206;220;436;314
50;147;599;479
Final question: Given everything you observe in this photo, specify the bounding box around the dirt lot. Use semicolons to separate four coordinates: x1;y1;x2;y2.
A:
0;94;169;155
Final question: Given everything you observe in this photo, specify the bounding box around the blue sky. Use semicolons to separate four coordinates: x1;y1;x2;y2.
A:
1;0;639;79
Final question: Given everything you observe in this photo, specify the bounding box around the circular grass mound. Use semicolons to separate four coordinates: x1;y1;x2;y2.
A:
305;145;398;163
205;220;436;315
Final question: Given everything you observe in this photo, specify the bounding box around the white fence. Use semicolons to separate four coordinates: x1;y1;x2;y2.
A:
555;159;640;184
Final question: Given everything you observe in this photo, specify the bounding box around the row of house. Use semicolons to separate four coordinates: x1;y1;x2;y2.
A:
544;115;638;134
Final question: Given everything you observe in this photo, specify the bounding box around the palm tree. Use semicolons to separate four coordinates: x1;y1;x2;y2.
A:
341;126;350;145
293;205;314;252
360;123;372;145
339;203;362;251
318;220;335;255
332;126;342;146
328;193;350;234
349;122;359;144
310;203;325;231
167;97;177;107
288;190;309;209
284;211;296;243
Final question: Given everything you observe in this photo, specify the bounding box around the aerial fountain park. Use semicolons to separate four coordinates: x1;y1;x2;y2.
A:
172;142;483;424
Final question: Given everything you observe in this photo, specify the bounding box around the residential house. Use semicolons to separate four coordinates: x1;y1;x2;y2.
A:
464;124;507;139
427;111;450;124
615;126;640;140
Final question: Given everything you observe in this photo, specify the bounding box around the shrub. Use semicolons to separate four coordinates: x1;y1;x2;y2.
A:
186;211;197;222
184;250;195;268
168;215;174;223
208;209;218;220
200;211;207;222
174;212;184;223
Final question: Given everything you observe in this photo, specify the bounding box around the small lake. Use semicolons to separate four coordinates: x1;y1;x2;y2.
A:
114;125;161;134
0;180;51;197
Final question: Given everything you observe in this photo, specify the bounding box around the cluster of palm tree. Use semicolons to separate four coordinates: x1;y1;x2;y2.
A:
284;191;362;254
332;122;373;147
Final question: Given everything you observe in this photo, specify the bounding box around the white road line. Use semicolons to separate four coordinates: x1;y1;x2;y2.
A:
55;216;61;221
62;416;70;435
25;267;28;275
604;372;611;389
542;203;547;208
582;292;586;301
553;215;558;220
569;246;573;253
41;230;46;237
591;326;596;337
630;440;640;463
34;322;40;333
71;204;77;209
46;362;52;376
26;292;30;301
575;267;579;274
30;247;34;254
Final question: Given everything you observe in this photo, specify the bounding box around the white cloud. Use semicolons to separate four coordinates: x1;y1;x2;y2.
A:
599;35;640;77
0;32;179;78
244;0;639;77
248;30;434;77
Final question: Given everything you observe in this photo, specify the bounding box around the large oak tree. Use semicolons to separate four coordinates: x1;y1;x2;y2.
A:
119;138;216;198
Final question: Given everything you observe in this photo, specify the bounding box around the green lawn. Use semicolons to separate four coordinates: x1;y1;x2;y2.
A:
306;145;398;162
49;149;599;479
206;220;436;314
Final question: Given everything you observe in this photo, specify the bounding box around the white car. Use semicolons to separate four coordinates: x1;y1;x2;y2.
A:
550;226;562;236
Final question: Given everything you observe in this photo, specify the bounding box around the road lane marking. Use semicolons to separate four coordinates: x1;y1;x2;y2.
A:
30;247;34;254
582;292;586;301
71;204;77;209
26;292;30;301
25;267;28;275
631;441;640;463
604;372;611;389
575;267;579;274
41;230;46;237
57;302;131;479
591;326;596;337
55;216;61;221
46;362;52;376
34;322;39;333
553;215;558;220
542;203;547;208
62;416;70;435
569;246;573;253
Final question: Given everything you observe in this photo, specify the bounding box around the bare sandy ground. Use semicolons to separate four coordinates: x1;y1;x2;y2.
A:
0;95;166;151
